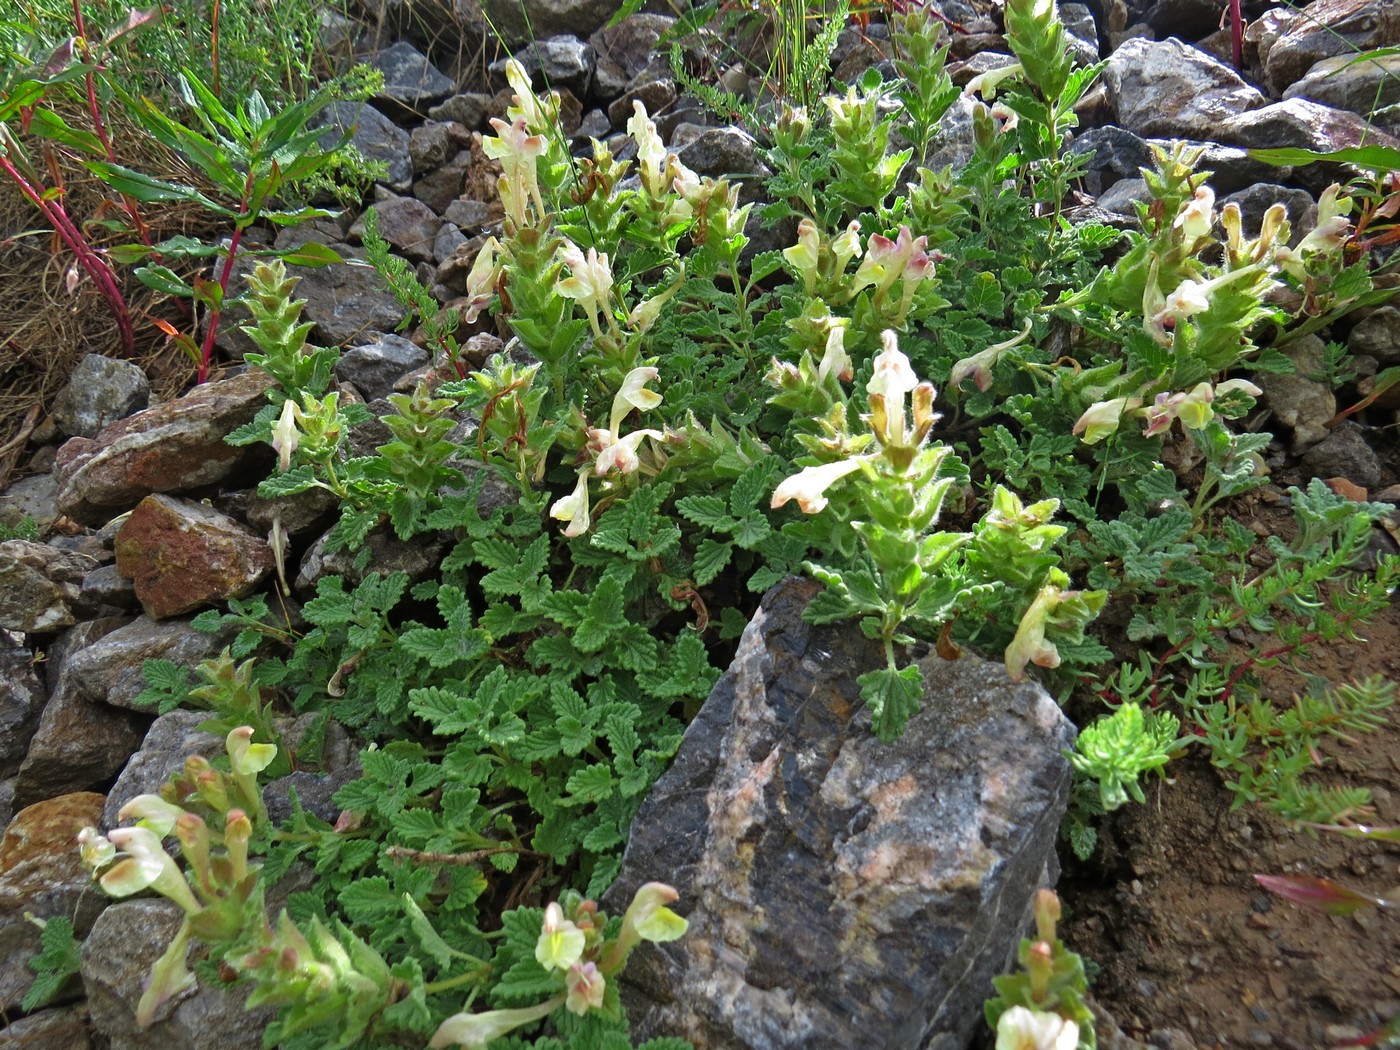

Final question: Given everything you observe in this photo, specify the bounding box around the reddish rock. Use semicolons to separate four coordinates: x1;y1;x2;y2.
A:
53;369;276;525
114;495;273;620
0;792;105;915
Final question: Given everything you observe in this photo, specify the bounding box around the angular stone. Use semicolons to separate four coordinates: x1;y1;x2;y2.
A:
14;678;147;810
1349;306;1400;366
434;223;468;262
295;523;449;595
82;898;275;1049
0;473;60;533
0;792;105;916
677;126;763;178
65;615;234;713
292;241;407;346
52;369;277;526
1104;37;1266;140
1263;0;1400;94
1301;422;1383;490
482;0;619;48
1285;52;1400;116
591;13;674;88
369;40;457;114
428;92;491;128
114;495;272;620
607;576;1075;1050
1260;335;1337;453
79;563;140;612
494;35;596;98
100;711;222;831
51;354;150;439
351;195;441;263
409;121;453;173
318;100;413;192
0;1005;93;1049
607;76;676;128
0;539;98;633
0;638;46;779
335;333;431;401
1214;98;1400;190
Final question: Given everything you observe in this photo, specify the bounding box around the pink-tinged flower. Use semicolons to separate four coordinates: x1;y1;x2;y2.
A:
550;469;592;537
592;427;663;476
461;236;500;324
1004;584;1065;682
995;1005;1079;1050
482;117;545;226
610;366;662;434
565;961;606;1015
101;826;201;915
271;399;299;472
627;100;690;201
850;225;932;301
1173;185;1215;243
1216;378;1262;400
430;999;562;1049
771;458;864;514
116;794;186;838
503;58;552;133
227;726;276;778
557;240;615;337
536;901;587;972
948;320;1033;393
1072;396;1136;445
784;217;822;294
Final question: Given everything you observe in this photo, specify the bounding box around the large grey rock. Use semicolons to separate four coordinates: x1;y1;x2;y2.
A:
1263;0;1400;95
65;615;234;713
350;195;440;263
1285;52;1400;116
52;369;277;526
408;121;453;173
82;898;275;1050
591;13;675;96
318;100;413;192
1301;421;1383;490
51;355;150;439
0;473;59;533
1104;37;1266;140
482;0;618;47
335;333;431;400
0;539;98;633
607;576;1075;1050
368;41;457;115
494;35;596;98
1214;98;1400;191
0;1004;93;1049
1349;306;1400;367
295;524;449;595
291;242;407;346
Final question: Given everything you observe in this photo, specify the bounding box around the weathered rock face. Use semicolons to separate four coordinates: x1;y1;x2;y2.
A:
1103;37;1265;140
0;539;98;633
53;370;276;526
1262;0;1400;95
50;354;150;440
114;495;273;620
0;638;45;779
607;576;1076;1050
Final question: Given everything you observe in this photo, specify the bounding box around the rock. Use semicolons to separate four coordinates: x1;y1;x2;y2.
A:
1097;177;1150;216
1263;0;1400;95
244;483;339;537
50;355;150;439
0;539;98;633
443;198;493;229
590;13;675;96
1140;139;1286;196
1259;335;1337;453
351;194;441;264
113;495;273;620
0;474;59;533
13;679;147;810
606;576;1075;1050
81;898;275;1050
925;93;980;171
1214;97;1400;163
0;1005;93;1049
368;40;456;115
0;792;105;915
950;50;1018;88
318;100;413;192
79;563;140;612
408;121;453;173
608;77;677;128
677;126;763;179
0;793;105;1012
433;223;468;262
52;369;277;526
428;92;491;128
65;615;234;714
482;0;618;47
0;638;45;779
495;35;596;98
290;241;407;346
1348;306;1400;366
413;153;472;215
1104;37;1266;140
100;711;222;831
295;523;449;595
1143;0;1222;38
1301;422;1383;490
1285;52;1400;116
335;333;431;401
1067;127;1152;196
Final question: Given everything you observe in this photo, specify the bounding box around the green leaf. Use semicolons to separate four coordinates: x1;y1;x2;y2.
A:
692;537;732;586
276;241;345;267
676;494;735;530
1251;144;1400;172
562;764;616;806
257;464;319;498
857;664;924;743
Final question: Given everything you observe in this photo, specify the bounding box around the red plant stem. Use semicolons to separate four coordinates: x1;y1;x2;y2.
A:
211;0;222;98
196;224;243;383
1;153;136;352
1229;0;1243;72
69;0;153;247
